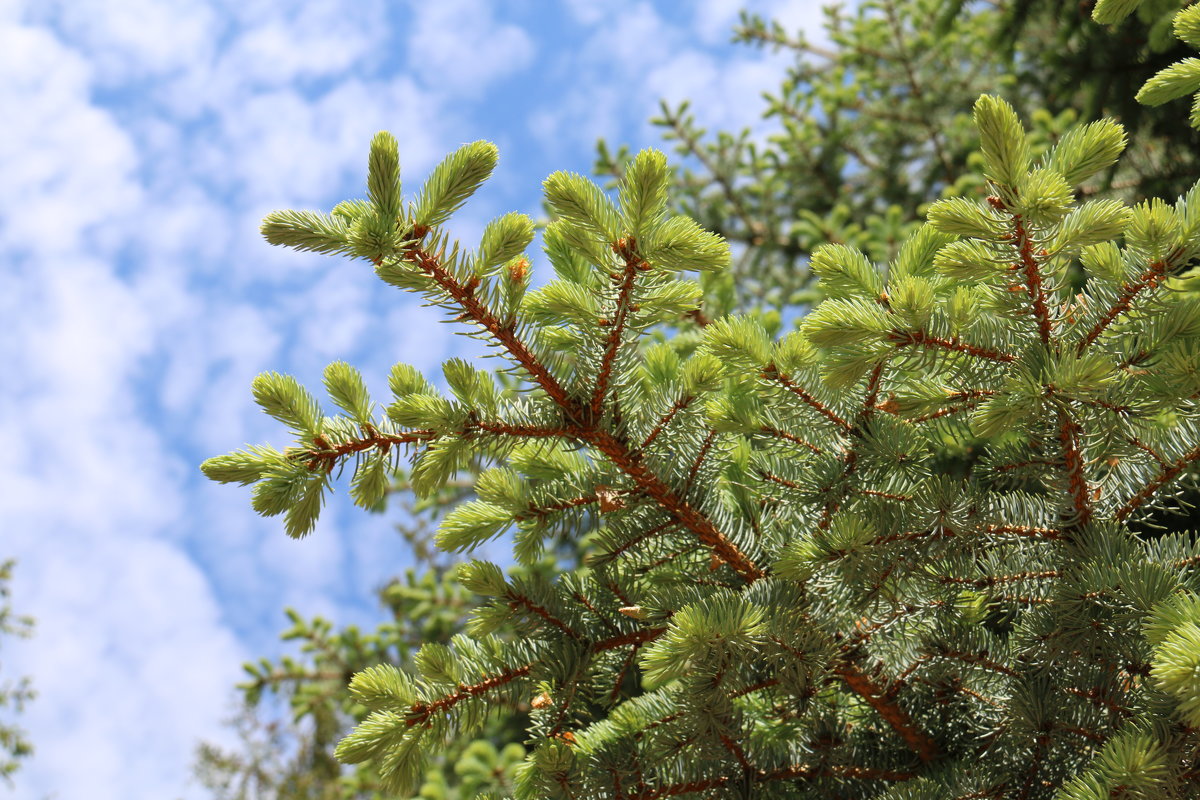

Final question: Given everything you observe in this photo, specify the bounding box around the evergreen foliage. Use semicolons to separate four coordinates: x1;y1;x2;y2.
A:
599;0;1200;309
206;84;1200;798
200;3;1200;798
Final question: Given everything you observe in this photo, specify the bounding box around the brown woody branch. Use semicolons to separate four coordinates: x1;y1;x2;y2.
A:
889;329;1016;363
1058;411;1093;526
628;762;915;800
937;570;1060;589
763;363;856;434
1078;258;1170;353
1116;443;1200;521
833;656;939;763
406;663;533;727
515;493;599;522
1011;214;1054;348
397;242;765;582
404;626;667;728
584;428;765;582
399;244;573;410
300;429;437;472
592;241;643;419
505;592;585;642
471;420;574;438
759;425;825;454
639;396;693;452
818;362;886;531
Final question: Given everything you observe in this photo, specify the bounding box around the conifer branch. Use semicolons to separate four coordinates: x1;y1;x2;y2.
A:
1058;411;1094;526
628;762;917;800
514;493;608;524
505;593;585;642
1015;732;1051;800
392;243;573;410
936;570;1060;589
405;664;533;728
1011;214;1054;347
609;646;639;703
818;362;887;531
1128;436;1171;469
299;430;438;472
469;421;575;439
397;242;764;581
583;428;765;582
889;329;1017;363
1078;257;1171;352
1062;685;1132;717
682;429;718;493
658;107;769;247
763;364;856;433
595;626;668;652
833;655;940;763
1116;442;1200;521
639;396;693;452
759;425;825;454
757;470;801;491
860;488;914;501
405;627;671;731
882;0;957;183
911;401;984;422
591;240;644;420
602;521;678;561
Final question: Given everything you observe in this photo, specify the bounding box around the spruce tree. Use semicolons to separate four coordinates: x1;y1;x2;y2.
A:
203;3;1200;798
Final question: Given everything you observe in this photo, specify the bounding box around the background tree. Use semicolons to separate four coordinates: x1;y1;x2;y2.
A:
197;1;1200;797
0;561;34;786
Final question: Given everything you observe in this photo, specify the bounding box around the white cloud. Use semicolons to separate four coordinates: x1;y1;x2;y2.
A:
0;12;284;799
693;0;746;43
20;0;218;84
0;24;141;256
404;0;534;97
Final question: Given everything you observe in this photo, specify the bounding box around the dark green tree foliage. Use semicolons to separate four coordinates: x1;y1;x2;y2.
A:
602;0;1200;311
207;67;1200;796
0;561;33;785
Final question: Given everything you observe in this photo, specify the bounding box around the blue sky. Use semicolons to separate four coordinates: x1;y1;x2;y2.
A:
1;1;828;796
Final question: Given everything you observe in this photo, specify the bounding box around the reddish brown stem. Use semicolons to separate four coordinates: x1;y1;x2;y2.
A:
1117;443;1200;521
1016;732;1050;800
1058;410;1093;526
515;494;598;522
400;243;762;580
299;430;437;471
472;421;574;438
760;425;825;454
629;763;915;800
1011;216;1054;347
592;243;643;420
683;429;718;493
833;657;939;763
406;664;532;727
937;570;1060;589
400;246;572;409
584;428;764;582
889;329;1016;363
596;626;668;652
764;364;855;434
602;520;677;561
506;593;585;642
1078;259;1170;353
639;396;693;452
